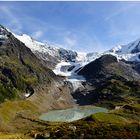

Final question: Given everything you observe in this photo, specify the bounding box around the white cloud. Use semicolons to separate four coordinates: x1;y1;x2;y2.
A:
64;36;77;49
103;2;140;47
105;3;137;21
0;5;22;33
32;30;43;40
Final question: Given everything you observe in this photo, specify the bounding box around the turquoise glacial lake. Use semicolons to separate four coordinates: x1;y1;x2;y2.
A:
39;106;108;122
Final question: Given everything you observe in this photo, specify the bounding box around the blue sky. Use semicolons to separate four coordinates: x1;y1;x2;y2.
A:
0;1;140;52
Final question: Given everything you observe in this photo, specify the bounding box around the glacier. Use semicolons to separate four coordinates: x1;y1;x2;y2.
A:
11;31;140;96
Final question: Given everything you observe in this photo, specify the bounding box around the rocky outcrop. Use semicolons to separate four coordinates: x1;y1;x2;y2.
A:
78;54;140;81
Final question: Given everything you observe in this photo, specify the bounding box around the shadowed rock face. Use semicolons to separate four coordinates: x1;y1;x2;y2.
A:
78;54;140;81
77;55;118;79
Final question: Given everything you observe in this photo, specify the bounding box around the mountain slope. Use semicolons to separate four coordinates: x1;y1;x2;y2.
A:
0;25;75;124
108;38;140;62
0;25;140;139
0;25;48;101
78;54;140;81
14;33;79;69
66;54;139;106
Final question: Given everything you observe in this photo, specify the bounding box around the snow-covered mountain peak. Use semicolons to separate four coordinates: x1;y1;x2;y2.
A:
103;39;140;62
14;33;45;50
10;30;101;65
9;25;140;68
110;38;140;55
13;32;80;63
124;38;140;54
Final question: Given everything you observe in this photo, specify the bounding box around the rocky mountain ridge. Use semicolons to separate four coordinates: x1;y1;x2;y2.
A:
12;30;140;77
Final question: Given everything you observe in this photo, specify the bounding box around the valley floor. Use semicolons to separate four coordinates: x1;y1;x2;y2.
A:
0;103;140;139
